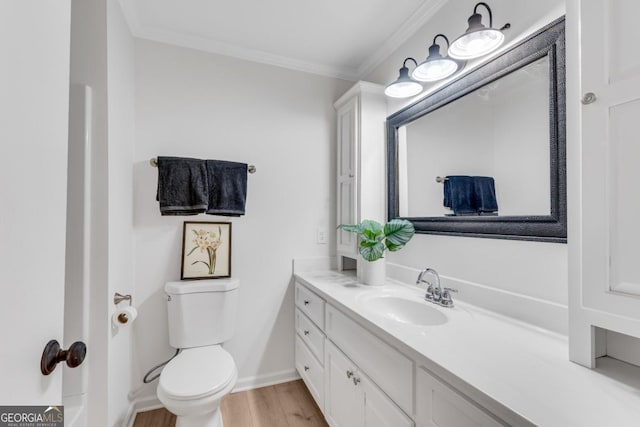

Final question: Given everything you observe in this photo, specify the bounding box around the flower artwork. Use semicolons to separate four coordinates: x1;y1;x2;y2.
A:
181;222;231;279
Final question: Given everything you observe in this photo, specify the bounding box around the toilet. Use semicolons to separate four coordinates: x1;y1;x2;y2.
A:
158;279;239;427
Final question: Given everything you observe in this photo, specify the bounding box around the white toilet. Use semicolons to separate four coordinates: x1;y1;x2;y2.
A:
158;279;239;427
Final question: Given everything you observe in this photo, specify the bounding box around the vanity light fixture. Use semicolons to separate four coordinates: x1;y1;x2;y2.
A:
384;57;423;98
412;34;459;82
448;2;510;60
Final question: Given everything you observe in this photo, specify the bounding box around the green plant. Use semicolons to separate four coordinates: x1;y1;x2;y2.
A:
338;219;415;262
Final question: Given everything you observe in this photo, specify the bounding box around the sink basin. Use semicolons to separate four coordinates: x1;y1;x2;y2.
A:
363;295;447;326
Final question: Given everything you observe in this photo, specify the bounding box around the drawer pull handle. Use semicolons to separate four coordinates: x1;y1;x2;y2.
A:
304;330;309;336
352;376;361;386
304;365;310;372
304;299;310;305
346;370;354;379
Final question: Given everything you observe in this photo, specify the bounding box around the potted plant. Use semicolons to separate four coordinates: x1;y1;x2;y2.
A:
338;219;415;285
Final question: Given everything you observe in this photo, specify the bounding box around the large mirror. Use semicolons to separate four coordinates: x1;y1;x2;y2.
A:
387;18;566;242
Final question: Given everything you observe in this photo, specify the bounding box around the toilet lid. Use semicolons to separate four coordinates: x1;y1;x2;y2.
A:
159;346;236;400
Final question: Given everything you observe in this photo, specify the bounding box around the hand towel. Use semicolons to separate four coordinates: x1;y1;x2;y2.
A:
443;176;477;215
156;156;209;216
205;160;248;216
473;176;498;213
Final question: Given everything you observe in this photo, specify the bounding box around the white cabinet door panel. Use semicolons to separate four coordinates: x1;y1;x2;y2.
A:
363;374;414;427
325;342;364;427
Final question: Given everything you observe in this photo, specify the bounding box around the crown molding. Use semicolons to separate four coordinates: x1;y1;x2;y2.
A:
117;0;447;82
356;0;449;78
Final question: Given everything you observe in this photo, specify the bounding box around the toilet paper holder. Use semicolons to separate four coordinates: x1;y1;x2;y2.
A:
114;293;134;324
114;292;133;307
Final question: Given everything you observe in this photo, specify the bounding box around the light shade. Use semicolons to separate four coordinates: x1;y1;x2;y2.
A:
448;2;509;60
412;34;459;82
385;58;423;98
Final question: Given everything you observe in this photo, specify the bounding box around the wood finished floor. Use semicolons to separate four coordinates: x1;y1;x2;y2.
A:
133;380;328;427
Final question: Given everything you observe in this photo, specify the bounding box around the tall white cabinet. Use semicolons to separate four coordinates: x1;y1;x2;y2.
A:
334;82;387;267
569;0;640;367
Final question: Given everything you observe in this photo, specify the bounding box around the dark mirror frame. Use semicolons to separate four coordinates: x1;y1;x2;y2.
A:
386;17;566;243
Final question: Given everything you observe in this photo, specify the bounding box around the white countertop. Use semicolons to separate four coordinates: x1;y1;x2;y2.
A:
294;270;640;427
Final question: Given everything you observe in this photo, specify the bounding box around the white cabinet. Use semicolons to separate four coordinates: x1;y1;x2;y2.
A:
568;0;640;367
415;368;507;427
294;282;326;410
325;341;414;427
334;82;387;266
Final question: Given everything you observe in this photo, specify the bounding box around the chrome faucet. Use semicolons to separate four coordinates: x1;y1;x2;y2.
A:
416;268;457;308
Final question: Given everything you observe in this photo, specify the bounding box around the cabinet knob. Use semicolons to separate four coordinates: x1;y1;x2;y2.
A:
581;92;597;105
349;174;354;178
304;299;310;305
346;370;354;379
304;365;310;372
352;376;361;386
304;330;309;336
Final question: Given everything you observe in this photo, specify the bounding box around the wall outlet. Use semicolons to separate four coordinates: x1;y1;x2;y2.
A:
317;228;328;244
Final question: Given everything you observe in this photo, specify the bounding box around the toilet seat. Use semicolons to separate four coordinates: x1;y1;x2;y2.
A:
159;346;236;401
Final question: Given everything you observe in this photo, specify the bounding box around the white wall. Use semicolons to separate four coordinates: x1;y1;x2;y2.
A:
107;0;136;425
0;0;70;405
132;39;350;399
367;0;568;333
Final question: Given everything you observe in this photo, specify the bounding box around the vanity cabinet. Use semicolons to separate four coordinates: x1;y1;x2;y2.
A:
334;82;386;267
295;280;509;427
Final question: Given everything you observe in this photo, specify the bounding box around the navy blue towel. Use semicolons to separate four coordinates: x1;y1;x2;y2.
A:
443;176;477;215
473;176;498;213
205;160;248;217
156;156;208;216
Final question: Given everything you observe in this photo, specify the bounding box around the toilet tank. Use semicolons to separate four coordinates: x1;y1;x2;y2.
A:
165;279;239;349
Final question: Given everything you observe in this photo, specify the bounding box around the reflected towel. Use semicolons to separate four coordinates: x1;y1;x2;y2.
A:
205;160;248;216
473;176;498;213
443;176;476;215
156;156;208;216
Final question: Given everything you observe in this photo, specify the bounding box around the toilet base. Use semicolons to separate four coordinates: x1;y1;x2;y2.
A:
175;407;222;427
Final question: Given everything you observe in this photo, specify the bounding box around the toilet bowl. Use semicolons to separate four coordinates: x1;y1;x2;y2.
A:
158;345;237;427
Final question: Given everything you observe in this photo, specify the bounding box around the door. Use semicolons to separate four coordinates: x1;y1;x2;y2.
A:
363;374;414;427
325;342;364;427
0;1;71;405
580;0;640;321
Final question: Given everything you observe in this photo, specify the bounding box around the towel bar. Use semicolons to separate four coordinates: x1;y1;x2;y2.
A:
435;176;448;183
149;157;256;174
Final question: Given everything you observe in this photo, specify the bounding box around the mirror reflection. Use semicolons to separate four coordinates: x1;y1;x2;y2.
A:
398;56;550;218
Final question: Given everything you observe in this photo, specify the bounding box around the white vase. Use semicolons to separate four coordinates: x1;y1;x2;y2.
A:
358;258;386;286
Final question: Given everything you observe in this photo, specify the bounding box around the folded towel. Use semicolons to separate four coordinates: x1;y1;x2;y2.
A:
205;160;248;216
156;156;209;216
473;176;498;213
443;176;476;215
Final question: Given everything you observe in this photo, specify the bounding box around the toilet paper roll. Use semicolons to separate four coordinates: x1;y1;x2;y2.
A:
112;306;138;328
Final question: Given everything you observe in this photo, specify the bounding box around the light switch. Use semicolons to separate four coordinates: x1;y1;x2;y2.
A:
317;228;328;244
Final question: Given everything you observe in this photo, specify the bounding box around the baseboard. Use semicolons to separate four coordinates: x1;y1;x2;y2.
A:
232;368;300;393
122;395;163;427
121;369;301;427
387;262;568;335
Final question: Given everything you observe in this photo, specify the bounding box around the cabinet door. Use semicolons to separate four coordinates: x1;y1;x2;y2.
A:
415;368;506;427
336;96;359;257
363;374;414;427
580;0;640;321
325;342;364;427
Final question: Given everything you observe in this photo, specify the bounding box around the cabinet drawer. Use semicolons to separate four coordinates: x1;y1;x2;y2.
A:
295;308;325;364
295;282;325;329
326;304;414;415
295;335;324;411
416;367;507;427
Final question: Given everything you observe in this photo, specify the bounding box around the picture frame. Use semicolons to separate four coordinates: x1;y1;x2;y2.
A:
181;221;232;280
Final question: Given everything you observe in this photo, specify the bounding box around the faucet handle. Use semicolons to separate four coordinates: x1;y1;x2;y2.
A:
440;287;458;307
425;284;441;302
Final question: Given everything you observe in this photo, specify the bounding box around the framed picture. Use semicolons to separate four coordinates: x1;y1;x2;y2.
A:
181;221;232;280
